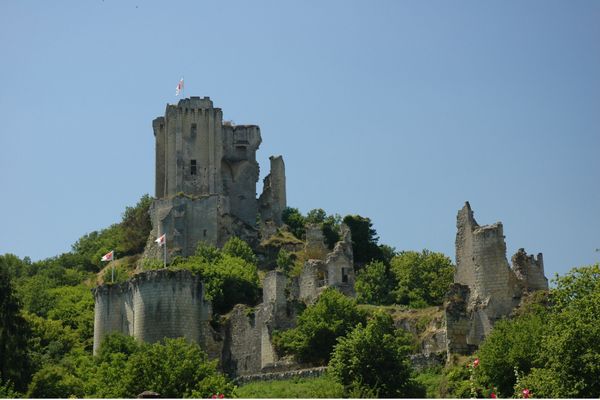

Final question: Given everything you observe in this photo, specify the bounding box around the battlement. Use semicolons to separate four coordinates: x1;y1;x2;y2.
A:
176;96;214;109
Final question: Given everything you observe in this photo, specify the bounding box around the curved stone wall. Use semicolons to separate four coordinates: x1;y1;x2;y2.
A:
93;269;211;354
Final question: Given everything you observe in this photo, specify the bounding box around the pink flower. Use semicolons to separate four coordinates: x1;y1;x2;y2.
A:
490;393;497;398
473;358;480;367
219;395;224;399
522;389;530;398
211;396;217;399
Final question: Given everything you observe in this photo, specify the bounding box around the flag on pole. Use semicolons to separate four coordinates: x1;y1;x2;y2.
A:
101;250;114;262
155;234;166;247
175;78;184;96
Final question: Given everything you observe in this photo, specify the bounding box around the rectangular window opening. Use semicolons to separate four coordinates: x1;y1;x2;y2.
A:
191;160;197;175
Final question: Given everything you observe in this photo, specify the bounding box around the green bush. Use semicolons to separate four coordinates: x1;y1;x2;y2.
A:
273;288;366;364
222;236;257;265
282;207;306;240
390;250;455;307
355;260;395;305
329;310;425;398
175;242;260;314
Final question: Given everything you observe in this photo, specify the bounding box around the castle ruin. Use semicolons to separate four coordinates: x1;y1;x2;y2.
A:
92;97;549;378
445;202;547;354
143;96;286;261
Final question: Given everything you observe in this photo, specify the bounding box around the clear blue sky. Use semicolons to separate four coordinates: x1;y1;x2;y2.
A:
1;0;598;279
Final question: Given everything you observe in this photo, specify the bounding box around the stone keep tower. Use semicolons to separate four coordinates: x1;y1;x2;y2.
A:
445;202;548;354
145;96;286;259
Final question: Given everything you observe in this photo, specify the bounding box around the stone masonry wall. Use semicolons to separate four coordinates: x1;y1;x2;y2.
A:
448;202;547;353
92;269;212;355
258;155;287;226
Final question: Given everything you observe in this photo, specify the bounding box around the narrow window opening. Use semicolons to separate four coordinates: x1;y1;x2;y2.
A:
342;268;349;283
191;123;197;137
203;229;207;237
191;160;197;175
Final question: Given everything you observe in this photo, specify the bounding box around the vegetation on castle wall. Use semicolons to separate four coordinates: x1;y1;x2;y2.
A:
173;239;261;314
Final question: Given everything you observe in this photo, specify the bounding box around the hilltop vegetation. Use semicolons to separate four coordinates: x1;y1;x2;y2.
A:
1;197;599;398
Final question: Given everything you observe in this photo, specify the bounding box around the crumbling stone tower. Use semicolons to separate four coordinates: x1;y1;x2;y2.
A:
446;202;548;355
144;96;286;259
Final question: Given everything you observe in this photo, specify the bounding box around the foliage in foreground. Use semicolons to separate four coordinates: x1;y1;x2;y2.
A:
444;264;600;399
235;374;344;398
27;334;233;398
329;310;425;398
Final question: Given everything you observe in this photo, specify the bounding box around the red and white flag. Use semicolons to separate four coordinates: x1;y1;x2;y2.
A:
175;78;184;96
101;250;114;262
155;234;166;246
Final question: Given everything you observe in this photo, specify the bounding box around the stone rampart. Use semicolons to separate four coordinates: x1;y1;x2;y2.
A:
92;269;212;355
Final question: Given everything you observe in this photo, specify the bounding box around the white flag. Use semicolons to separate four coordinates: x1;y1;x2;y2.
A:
155;234;166;247
101;250;114;262
175;78;184;96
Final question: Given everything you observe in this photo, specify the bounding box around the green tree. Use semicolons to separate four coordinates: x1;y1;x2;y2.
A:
305;208;327;224
46;285;95;350
475;312;549;397
518;264;600;398
342;215;383;266
26;365;84;398
282;207;306;240
123;338;233;398
276;248;295;274
390;250;455;307
176;245;260;314
273;288;366;364
0;377;18;398
354;260;395;305
25;313;81;374
119;194;153;256
329;310;424;398
222;236;257;265
0;261;31;392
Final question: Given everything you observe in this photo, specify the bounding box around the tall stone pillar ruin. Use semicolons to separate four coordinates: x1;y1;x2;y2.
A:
446;202;548;355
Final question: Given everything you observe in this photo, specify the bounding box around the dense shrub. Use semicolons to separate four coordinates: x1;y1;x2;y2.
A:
391;250;455;307
329;310;425;398
273;288;366;364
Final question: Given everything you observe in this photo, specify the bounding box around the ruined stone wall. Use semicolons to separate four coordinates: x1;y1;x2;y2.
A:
92;270;212;355
145;195;221;259
221;305;263;377
258;156;287;226
448;202;547;353
221;125;262;227
512;249;548;291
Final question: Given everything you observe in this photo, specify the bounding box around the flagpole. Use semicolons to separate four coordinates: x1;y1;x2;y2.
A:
163;238;167;269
